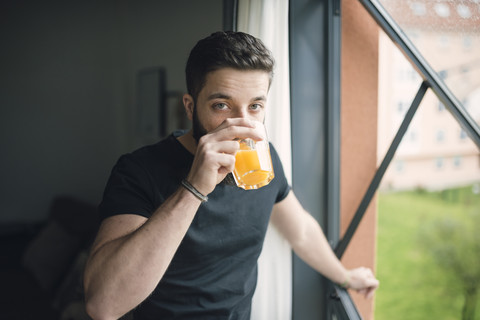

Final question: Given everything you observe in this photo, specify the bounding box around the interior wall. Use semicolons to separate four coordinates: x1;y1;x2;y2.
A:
340;0;379;319
0;0;222;224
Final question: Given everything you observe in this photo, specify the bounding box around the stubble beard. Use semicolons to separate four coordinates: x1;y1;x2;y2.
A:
192;104;208;143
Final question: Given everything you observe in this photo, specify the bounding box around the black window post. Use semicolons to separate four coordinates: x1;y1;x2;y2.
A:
290;0;343;318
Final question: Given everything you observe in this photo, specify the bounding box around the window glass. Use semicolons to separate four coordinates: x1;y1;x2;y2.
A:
378;0;480;127
375;6;480;317
377;55;480;318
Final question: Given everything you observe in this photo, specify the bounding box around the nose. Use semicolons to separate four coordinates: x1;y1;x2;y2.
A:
232;107;249;119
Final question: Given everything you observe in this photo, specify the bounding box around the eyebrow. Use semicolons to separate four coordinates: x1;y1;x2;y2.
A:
207;92;267;102
252;95;267;102
207;92;231;100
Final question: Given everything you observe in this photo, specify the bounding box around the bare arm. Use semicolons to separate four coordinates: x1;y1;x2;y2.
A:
271;192;379;298
84;188;202;319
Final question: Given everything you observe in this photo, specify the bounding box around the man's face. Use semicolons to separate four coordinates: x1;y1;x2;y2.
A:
189;68;270;141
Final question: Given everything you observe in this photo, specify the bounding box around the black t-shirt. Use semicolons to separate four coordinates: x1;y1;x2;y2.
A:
99;131;291;320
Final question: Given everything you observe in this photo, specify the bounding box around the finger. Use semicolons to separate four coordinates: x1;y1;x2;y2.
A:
366;287;375;299
208;125;264;142
217;117;257;129
362;279;379;299
364;284;378;299
212;140;241;155
357;288;367;296
216;152;236;173
207;118;265;141
348;267;379;291
208;118;255;136
365;277;379;289
197;139;240;156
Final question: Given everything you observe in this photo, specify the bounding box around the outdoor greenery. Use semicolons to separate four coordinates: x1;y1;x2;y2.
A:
375;185;480;320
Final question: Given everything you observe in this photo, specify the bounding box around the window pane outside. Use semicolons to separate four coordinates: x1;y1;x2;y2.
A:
375;1;480;319
377;39;480;318
378;0;480;126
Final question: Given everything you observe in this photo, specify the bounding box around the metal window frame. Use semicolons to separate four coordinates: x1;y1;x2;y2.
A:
222;0;237;31
290;0;344;318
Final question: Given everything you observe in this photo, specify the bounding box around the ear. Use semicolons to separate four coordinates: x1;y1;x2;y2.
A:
183;94;194;121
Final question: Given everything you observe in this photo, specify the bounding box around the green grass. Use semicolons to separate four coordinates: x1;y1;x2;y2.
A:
375;185;480;320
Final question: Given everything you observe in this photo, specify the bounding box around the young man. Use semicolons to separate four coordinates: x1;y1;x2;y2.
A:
84;31;379;320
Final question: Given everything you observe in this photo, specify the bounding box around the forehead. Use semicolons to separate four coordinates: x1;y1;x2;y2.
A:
200;68;270;98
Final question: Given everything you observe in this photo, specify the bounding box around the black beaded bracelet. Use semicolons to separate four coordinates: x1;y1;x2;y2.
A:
181;179;208;203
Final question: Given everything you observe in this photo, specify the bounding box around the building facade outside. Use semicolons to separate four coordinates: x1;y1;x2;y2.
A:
377;0;480;191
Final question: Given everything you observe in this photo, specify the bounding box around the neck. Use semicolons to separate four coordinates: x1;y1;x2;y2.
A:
177;130;197;154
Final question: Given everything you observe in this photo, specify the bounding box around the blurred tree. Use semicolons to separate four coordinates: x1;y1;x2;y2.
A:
419;209;480;320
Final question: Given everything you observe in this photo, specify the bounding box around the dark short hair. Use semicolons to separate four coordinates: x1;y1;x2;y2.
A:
185;31;275;102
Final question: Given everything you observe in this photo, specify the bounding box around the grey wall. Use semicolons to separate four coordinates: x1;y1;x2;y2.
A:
0;0;223;224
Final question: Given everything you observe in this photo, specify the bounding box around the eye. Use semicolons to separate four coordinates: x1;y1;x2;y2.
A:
213;103;229;110
249;103;263;111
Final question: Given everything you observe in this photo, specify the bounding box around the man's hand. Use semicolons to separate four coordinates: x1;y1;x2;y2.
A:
186;118;264;196
345;267;379;299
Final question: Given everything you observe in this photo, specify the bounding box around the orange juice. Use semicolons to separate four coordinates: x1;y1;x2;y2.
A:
233;140;274;190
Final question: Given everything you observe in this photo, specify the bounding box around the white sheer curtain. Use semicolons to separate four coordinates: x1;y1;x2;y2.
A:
237;1;292;319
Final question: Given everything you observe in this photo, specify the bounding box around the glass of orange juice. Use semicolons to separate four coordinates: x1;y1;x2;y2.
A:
233;124;274;190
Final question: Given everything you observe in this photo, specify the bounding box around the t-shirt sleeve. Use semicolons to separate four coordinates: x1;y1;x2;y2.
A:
269;143;291;203
98;154;158;221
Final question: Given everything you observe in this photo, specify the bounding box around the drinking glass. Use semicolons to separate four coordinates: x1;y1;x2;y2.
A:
233;123;274;190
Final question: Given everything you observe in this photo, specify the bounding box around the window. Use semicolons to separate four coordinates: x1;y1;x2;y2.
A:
434;3;450;18
438;70;448;80
435;157;444;169
410;2;426;16
374;0;480;126
409;130;417;142
341;0;480;319
436;129;445;143
437;101;445;112
463;35;472;49
395;160;404;172
456;4;472;19
453;156;462;168
438;35;449;49
408;68;419;81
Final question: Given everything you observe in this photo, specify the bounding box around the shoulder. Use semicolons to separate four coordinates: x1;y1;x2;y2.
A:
266;142;291;203
268;143;283;166
99;133;190;220
120;132;191;171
